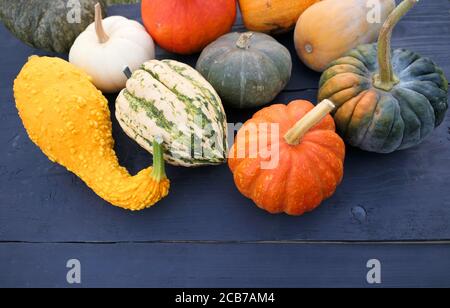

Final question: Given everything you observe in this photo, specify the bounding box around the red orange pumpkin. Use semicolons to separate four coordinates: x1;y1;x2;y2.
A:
229;100;345;216
141;0;237;55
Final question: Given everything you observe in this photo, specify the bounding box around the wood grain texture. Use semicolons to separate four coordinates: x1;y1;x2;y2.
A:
1;242;450;288
0;1;449;244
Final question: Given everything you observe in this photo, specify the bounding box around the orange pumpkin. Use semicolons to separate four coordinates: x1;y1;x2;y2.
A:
238;0;320;34
229;100;345;215
141;0;237;55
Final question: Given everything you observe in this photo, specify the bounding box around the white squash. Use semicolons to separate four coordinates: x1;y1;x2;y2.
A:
69;3;155;93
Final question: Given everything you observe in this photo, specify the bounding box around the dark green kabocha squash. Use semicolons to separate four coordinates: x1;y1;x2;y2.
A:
318;0;448;153
196;32;292;109
0;0;106;53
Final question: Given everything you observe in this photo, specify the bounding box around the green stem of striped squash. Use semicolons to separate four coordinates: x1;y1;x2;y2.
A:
151;138;167;181
373;0;418;91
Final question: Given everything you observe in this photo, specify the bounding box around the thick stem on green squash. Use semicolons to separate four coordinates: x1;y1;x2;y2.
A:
284;100;335;145
151;137;167;181
373;0;418;91
236;32;254;49
95;3;109;44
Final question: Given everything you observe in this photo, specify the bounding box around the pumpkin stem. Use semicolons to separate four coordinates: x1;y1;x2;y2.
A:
236;32;254;49
373;0;418;91
284;100;335;146
95;3;109;44
151;136;167;181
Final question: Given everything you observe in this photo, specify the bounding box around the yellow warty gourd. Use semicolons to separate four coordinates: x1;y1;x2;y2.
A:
13;56;170;211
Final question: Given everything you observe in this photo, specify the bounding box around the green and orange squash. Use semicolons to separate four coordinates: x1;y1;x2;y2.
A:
318;0;448;153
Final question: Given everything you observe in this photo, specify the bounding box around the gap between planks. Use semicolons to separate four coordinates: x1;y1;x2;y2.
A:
2;240;450;245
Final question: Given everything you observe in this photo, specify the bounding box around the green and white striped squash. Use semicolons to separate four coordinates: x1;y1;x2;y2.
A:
116;59;228;167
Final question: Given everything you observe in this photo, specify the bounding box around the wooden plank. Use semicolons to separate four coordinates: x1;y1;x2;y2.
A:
0;2;450;243
1;89;450;242
1;242;450;288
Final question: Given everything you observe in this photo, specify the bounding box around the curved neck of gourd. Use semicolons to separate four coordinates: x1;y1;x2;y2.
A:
284;100;335;145
151;138;167;181
95;3;109;44
374;0;418;91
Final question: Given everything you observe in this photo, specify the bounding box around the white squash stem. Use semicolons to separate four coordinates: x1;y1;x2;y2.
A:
284;100;335;145
95;3;109;44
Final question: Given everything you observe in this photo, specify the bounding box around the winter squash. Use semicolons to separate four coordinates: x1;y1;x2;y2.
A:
229;100;345;215
239;0;320;34
141;0;237;55
14;56;170;211
69;3;155;93
318;0;448;153
116;59;228;167
0;0;106;53
294;0;395;72
295;0;395;72
196;32;292;109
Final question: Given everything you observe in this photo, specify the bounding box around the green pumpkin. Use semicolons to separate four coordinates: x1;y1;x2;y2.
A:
318;0;448;153
196;32;292;109
0;0;106;53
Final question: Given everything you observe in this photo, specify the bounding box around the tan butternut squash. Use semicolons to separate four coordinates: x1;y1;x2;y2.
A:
294;0;395;72
13;56;170;211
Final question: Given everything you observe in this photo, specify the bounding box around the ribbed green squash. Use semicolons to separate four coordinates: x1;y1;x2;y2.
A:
196;32;292;109
116;59;228;167
318;0;448;153
0;0;105;53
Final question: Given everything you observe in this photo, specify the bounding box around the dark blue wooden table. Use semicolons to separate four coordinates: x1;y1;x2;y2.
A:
1;1;450;288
